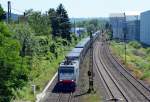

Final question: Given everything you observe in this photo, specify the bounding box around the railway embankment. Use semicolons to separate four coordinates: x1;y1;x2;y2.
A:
110;40;150;86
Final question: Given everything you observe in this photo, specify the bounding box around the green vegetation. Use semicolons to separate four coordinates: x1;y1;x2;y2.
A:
47;4;71;41
0;2;106;101
0;22;28;102
105;22;113;40
82;94;101;102
110;40;150;84
0;4;6;20
76;18;106;34
0;3;82;102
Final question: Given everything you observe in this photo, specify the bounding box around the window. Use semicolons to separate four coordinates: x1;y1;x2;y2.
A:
59;67;74;73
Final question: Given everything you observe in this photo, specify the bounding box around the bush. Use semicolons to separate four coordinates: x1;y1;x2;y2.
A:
146;48;150;54
129;41;141;49
0;22;30;101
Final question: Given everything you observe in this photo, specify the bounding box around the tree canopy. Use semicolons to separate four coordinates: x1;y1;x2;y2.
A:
0;22;30;102
0;4;6;21
48;4;71;41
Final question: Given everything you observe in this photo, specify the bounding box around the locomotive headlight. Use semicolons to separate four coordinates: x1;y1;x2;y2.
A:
60;80;63;82
71;80;74;82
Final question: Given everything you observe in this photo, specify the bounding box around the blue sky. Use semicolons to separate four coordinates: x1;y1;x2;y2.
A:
0;0;150;18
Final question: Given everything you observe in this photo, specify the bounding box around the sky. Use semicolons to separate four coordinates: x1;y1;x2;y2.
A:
0;0;150;18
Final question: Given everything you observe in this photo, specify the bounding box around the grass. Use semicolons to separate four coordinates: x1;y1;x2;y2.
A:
110;40;150;84
81;93;101;102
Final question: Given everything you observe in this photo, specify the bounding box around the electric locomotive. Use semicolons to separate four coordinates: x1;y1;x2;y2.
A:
58;51;81;86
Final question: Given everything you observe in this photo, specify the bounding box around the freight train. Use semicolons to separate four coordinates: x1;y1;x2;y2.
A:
57;31;100;90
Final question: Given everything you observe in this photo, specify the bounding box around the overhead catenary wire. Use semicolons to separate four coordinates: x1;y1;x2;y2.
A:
1;2;24;14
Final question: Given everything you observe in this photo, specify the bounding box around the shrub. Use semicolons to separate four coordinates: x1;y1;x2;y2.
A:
129;41;141;49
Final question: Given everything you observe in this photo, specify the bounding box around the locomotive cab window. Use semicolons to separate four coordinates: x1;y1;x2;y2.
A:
59;67;74;73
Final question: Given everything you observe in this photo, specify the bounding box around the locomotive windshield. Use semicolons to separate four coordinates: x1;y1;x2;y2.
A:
59;67;74;74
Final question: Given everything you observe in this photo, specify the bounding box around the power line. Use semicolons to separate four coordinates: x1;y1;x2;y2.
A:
11;8;24;14
1;2;24;14
7;1;11;23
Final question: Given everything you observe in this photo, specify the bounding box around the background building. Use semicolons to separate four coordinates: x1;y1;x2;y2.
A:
71;27;87;37
109;13;125;40
126;16;140;41
109;13;140;41
140;10;150;45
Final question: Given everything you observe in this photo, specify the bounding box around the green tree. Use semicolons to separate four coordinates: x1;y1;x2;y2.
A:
48;8;59;37
89;19;98;30
105;22;113;40
87;24;95;33
0;4;6;21
56;4;71;42
105;22;109;29
0;22;29;102
10;24;35;56
75;18;106;33
26;10;51;36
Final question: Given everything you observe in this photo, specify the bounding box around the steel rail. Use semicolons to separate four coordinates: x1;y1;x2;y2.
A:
104;42;150;101
94;43;129;102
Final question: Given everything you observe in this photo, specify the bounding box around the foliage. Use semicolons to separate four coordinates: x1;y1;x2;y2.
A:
105;22;113;40
57;4;71;41
0;3;88;102
0;22;30;102
48;8;59;37
111;40;150;82
0;4;6;21
10;23;35;56
129;41;141;49
76;18;106;33
48;4;71;42
25;9;52;36
146;48;150;55
107;31;113;40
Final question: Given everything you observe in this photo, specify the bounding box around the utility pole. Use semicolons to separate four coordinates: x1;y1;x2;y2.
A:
123;12;127;65
7;1;11;23
88;31;95;93
74;20;76;35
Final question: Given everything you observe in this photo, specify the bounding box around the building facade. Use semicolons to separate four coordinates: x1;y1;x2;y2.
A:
109;13;125;40
110;13;140;41
126;16;140;41
71;27;87;37
140;10;150;45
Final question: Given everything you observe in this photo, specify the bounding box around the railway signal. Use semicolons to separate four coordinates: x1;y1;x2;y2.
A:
88;31;95;93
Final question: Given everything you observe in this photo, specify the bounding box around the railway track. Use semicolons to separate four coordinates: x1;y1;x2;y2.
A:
56;93;73;102
94;42;129;102
105;42;150;101
40;77;77;102
56;93;63;102
94;34;150;102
